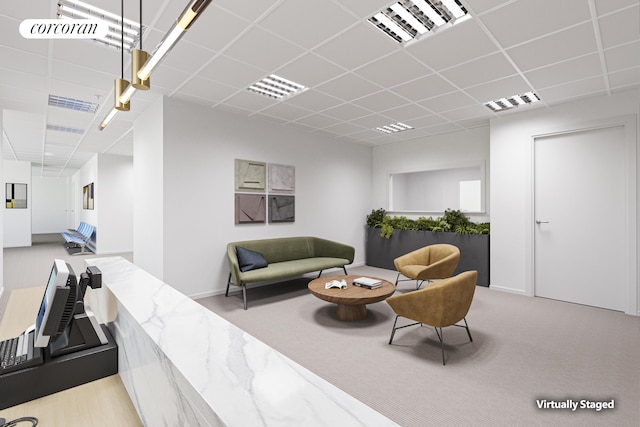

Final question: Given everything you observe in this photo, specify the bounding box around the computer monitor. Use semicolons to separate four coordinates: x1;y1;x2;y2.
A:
33;259;78;348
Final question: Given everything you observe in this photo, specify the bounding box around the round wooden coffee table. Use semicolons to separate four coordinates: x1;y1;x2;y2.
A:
308;275;396;321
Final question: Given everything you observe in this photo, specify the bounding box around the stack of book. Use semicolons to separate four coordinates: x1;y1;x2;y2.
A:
353;277;383;289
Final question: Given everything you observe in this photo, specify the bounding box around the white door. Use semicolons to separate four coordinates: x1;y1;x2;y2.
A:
534;125;627;311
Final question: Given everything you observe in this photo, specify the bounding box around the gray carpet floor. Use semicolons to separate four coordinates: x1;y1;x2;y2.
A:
198;266;640;427
2;238;638;426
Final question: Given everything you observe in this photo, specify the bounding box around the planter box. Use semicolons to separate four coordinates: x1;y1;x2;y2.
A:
365;227;490;287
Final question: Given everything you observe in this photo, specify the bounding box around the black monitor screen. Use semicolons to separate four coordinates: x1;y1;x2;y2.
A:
33;259;76;348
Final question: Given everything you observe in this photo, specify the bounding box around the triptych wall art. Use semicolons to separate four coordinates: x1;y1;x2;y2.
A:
234;159;295;224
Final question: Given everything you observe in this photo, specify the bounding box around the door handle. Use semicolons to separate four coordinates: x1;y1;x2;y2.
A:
535;220;549;224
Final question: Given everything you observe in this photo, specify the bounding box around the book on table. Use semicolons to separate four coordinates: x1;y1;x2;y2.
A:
353;277;383;289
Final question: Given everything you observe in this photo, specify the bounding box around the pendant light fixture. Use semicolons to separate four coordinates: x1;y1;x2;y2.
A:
115;0;131;110
132;0;149;90
99;0;129;129
137;0;212;81
99;0;212;130
120;0;149;104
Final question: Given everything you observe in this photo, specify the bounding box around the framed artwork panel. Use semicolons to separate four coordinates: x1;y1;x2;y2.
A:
83;183;94;210
235;193;266;224
5;183;27;208
269;195;295;223
235;159;266;192
268;163;295;194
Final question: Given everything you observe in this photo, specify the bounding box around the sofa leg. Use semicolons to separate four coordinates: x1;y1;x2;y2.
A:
342;266;347;275
317;270;323;278
242;284;248;310
225;273;232;297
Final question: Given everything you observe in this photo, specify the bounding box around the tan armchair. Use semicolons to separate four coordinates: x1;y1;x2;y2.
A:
393;244;460;289
386;270;477;365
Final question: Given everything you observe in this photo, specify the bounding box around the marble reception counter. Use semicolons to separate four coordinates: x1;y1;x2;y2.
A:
86;257;398;426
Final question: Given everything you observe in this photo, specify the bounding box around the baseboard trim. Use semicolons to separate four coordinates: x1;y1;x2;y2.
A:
489;285;528;296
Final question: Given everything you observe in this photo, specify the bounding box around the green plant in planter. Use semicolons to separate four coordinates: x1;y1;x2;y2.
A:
443;208;471;229
474;222;491;235
366;208;386;228
367;208;489;238
415;216;447;232
380;220;394;238
390;216;416;230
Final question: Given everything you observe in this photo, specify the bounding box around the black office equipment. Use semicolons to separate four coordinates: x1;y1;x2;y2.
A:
0;260;117;410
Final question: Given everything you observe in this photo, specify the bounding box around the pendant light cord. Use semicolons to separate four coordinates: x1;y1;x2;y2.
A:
121;0;124;79
139;0;142;50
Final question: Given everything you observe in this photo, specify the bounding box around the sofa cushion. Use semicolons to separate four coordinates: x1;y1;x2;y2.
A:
236;246;268;272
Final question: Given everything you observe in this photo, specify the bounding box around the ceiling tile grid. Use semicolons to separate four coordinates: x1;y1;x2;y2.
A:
1;0;639;176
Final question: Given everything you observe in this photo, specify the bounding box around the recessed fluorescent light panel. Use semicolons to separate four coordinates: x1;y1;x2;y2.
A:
48;95;100;113
57;0;143;52
484;92;540;112
368;0;470;44
375;122;414;134
247;74;307;100
46;124;85;134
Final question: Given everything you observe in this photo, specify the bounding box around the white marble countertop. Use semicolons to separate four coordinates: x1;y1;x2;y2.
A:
87;256;398;426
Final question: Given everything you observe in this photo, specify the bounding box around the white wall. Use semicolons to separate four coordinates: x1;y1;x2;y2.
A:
32;176;68;233
97;154;134;253
371;126;490;222
133;98;164;280
3;160;32;247
71;153;134;254
135;97;373;298
72;155;98;229
490;89;639;314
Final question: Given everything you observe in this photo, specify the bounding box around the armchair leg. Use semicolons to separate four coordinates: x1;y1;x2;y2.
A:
463;317;473;342
395;273;402;286
434;327;446;365
388;316;421;345
389;316;400;344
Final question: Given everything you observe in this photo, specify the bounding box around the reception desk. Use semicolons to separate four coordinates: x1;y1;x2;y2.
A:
86;257;398;426
0;287;141;426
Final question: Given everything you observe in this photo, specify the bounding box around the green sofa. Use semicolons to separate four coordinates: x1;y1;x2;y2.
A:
226;236;355;309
